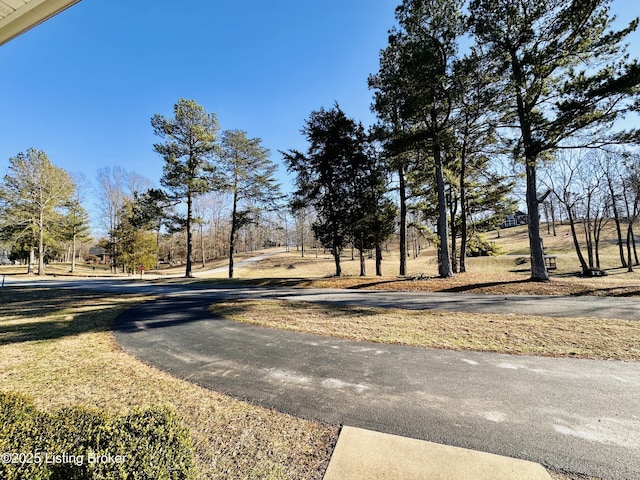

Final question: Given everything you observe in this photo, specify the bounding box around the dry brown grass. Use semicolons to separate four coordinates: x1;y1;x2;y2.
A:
201;242;640;297
0;287;337;480
196;262;640;298
210;299;640;361
207;223;639;299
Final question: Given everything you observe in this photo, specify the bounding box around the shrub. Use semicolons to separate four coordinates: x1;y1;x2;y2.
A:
0;391;196;480
466;232;505;257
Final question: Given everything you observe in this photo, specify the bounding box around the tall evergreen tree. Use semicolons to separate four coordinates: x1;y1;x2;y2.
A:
61;198;91;273
283;105;361;277
348;128;397;276
0;149;74;275
220;130;281;278
152;99;220;278
369;46;414;277
370;0;465;278
470;0;640;281
449;49;510;272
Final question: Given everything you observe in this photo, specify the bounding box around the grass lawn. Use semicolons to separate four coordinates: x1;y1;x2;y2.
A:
130;223;639;298
209;299;640;361
0;287;336;480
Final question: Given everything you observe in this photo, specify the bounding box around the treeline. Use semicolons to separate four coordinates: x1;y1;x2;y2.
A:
2;0;639;280
100;99;282;278
0;149;91;275
283;0;639;280
0;100;283;278
359;0;640;281
541;149;640;273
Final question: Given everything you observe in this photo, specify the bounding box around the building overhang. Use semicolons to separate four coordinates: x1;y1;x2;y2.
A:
0;0;81;46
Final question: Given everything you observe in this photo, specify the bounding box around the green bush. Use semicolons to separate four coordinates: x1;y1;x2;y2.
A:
0;391;196;480
466;232;505;257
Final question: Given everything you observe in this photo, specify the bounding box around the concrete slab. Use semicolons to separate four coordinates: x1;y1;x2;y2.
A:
323;426;552;480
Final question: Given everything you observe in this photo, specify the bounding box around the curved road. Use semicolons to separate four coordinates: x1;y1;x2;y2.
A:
10;278;640;479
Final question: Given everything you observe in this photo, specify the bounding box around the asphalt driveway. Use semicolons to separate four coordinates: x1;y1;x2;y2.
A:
112;293;640;480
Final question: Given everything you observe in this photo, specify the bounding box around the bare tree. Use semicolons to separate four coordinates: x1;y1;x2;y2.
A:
97;166;151;273
621;154;640;271
596;150;628;268
543;150;605;274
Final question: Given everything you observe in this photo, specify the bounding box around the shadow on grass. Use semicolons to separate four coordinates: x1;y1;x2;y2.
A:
151;277;312;288
439;279;533;293
209;298;379;319
344;278;412;290
568;286;640;297
0;287;134;346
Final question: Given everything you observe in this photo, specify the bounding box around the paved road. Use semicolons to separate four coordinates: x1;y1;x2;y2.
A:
133;249;287;278
8;277;640;320
9;278;640;479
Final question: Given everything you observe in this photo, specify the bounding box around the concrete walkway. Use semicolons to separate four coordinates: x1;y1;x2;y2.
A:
325;427;551;480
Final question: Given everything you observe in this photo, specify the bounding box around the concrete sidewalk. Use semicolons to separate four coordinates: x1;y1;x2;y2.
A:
324;426;552;480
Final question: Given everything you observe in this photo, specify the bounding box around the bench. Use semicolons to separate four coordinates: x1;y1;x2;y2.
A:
544;255;557;270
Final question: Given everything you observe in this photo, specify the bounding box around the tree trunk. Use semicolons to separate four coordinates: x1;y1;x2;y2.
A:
359;249;366;276
28;247;35;274
459;160;468;273
582;218;594;269
333;250;342;277
228;184;240;279
201;223;206;269
71;234;77;273
449;186;458;274
37;211;45;276
525;162;548;281
606;175;627;268
550;198;557;236
398;164;407;276
512;50;548;281
375;244;382;276
185;192;194;278
544;202;551;234
434;138;453;278
627;224;634;272
567;203;589;273
622;187;639;268
585;193;594;268
632;224;639;265
593;215;605;269
228;229;236;278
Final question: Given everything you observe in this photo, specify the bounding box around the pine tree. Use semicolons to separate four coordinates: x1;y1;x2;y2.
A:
370;0;466;278
220;130;281;278
152;99;221;278
0;149;74;275
470;0;640;280
283;105;361;277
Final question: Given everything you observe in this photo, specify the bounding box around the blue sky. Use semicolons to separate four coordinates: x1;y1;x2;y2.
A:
0;0;397;197
1;0;639;230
